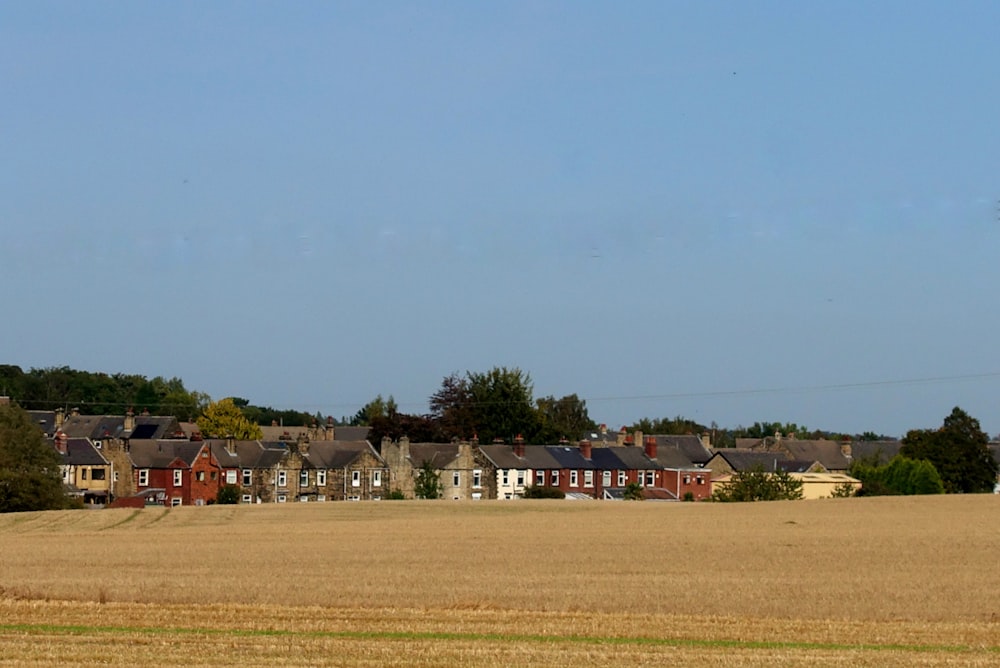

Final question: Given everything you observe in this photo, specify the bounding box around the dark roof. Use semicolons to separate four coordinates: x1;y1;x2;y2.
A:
778;440;851;471
652;435;712;465
334;426;371;442
408;443;460;468
545;445;595;469
305;441;384;469
519;446;562;470
128;440;205;468
608;446;662;470
850;440;902;465
710;450;796;473
27;410;57;436
477;444;530;469
62;438;109;466
59;414;183;441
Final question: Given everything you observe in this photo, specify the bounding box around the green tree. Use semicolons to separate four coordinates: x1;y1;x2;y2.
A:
628;415;707;436
852;456;945;496
351;395;398;426
623;482;644;500
414;460;441;499
535;394;596;444
467;366;540;444
197;398;263;440
0;403;71;512
712;465;804;502
429;373;476;439
900;407;997;494
216;485;240;504
521;485;565;499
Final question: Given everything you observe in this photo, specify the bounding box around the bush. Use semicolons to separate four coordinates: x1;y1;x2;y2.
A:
521;485;565;499
216;485;240;505
623;482;644;500
712;465;803;502
386;489;406;500
682;491;695;502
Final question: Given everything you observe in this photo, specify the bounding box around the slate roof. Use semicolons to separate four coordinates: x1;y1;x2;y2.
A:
128;440;205;468
58;414;183;441
27;410;57;436
545;445;596;470
476;444;529;470
650;446;699;470
709;450;802;473
607;445;662;471
651;435;712;465
407;443;460;468
850;440;903;465
334;426;371;441
259;425;310;442
519;446;562;470
777;440;851;471
63;438;109;466
305;441;385;469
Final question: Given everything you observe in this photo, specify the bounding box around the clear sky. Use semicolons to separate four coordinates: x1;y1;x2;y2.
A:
3;1;999;438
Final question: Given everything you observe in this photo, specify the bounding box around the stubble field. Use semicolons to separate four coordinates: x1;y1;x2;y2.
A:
1;495;998;666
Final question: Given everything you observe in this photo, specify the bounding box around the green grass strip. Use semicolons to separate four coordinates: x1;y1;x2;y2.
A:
0;622;997;654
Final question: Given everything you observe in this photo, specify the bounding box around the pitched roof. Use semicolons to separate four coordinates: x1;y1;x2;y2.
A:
63;438;109;466
652;435;712;465
477;444;530;469
334;426;371;441
305;441;384;469
545;445;595;469
128;440;205;468
777;440;851;471
27;410;57;436
407;443;460;469
709;450;801;473
849;440;902;465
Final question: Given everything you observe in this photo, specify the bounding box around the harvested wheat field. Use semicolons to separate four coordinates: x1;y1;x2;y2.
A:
1;495;998;666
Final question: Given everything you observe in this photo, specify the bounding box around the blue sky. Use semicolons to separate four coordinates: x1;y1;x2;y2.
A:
3;1;999;437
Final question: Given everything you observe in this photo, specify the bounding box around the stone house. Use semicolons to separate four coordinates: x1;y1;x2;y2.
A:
381;437;495;500
53;434;112;504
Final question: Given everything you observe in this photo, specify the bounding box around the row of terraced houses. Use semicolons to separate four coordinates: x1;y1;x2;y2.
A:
32;408;991;506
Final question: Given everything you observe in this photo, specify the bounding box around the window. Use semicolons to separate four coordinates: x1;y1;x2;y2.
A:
113;471;119;482
683;475;691;484
173;469;182;487
602;471;611;487
645;471;655;487
372;470;381;487
551;470;559;486
617;471;626;487
536;470;544;485
138;469;149;486
81;468;89;481
242;469;252;486
452;471;460;487
277;494;287;503
348;495;360;502
226;470;237;485
584;470;594;488
473;470;482;488
316;494;326;502
569;470;578;487
472;492;482;500
210;471;217;481
697;476;704;485
352;470;360;487
170;497;182;507
501;470;509;486
317;470;327;487
241;494;252;504
299;496;309;502
196;471;205;482
277;470;287;487
299;470;309;487
516;471;525;487
93;440;102;449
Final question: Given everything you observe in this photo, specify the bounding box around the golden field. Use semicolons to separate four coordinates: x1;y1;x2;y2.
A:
1;495;998;666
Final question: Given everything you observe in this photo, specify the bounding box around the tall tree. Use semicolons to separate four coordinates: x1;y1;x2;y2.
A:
0;403;71;512
197;398;263;440
351;395;398;426
429;373;475;439
900;407;997;494
466;367;539;444
535;394;595;443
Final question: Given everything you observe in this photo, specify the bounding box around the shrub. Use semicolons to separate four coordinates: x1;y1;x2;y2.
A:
216;485;240;505
521;485;565;499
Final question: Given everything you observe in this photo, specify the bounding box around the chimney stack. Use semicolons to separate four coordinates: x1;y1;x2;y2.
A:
578;439;592;460
326;416;334;440
124;407;135;432
513;434;525;458
226;435;236;456
55;431;68;455
55;408;65;429
399;435;410;459
616;426;626;446
71;407;80;417
644;436;657;459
